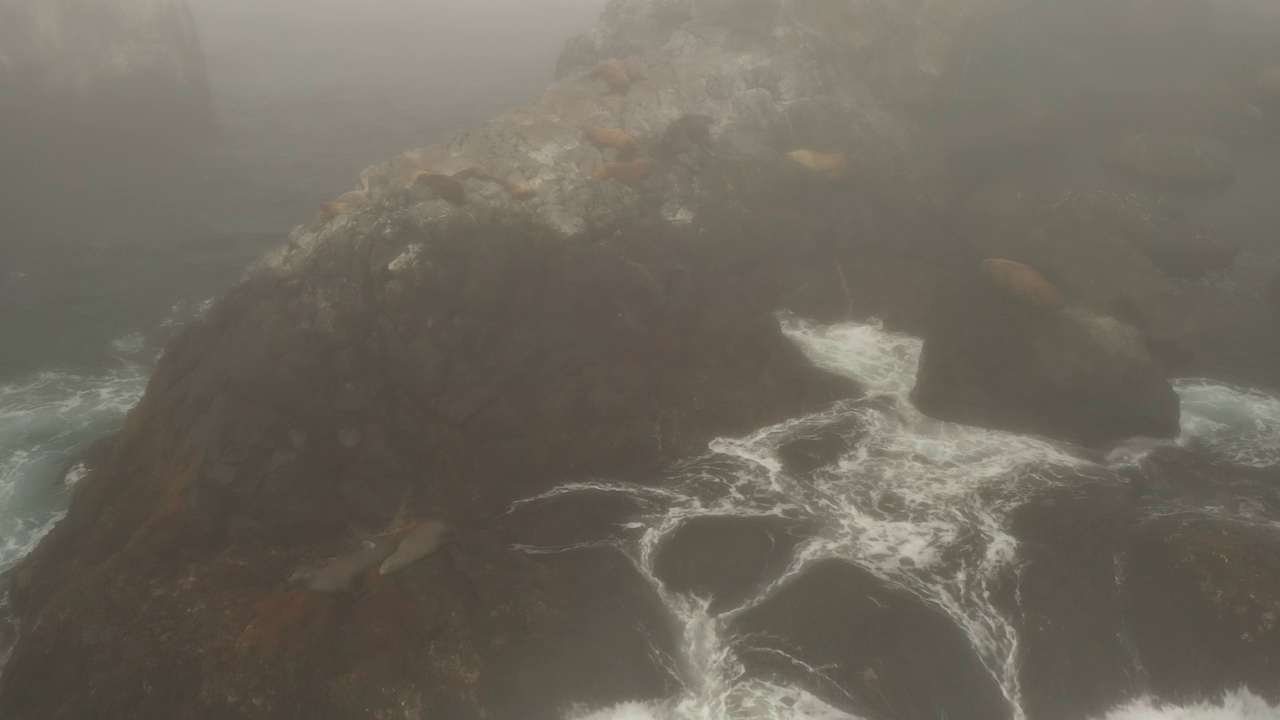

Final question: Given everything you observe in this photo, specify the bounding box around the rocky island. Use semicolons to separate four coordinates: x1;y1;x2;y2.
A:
2;1;1279;719
0;0;213;150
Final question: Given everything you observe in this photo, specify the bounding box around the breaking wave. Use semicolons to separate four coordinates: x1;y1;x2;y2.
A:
1091;689;1280;720
517;317;1280;720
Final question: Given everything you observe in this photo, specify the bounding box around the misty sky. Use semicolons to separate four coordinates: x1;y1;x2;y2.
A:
189;0;608;92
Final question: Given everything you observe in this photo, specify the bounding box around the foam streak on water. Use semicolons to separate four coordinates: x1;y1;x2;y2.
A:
515;317;1280;720
1092;689;1280;720
0;363;148;573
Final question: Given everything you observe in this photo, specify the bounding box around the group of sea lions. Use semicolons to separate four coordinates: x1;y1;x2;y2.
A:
316;53;861;220
287;519;454;599
583;108;716;187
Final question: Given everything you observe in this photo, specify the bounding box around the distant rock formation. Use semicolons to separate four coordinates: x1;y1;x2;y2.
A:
0;0;213;148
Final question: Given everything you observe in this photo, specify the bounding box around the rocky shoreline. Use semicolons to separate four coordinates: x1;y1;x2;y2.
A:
2;1;1280;719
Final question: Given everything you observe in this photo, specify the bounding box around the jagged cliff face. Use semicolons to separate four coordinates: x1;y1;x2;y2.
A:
0;0;212;143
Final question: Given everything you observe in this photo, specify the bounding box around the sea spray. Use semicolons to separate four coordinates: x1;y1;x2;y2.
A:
516;317;1280;720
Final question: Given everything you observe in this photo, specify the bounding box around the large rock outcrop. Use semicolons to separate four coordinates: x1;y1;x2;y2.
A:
911;262;1181;446
0;201;858;719
0;0;212;148
3;0;1280;718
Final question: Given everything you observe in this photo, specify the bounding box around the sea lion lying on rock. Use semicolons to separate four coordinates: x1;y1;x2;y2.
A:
405;170;468;206
592;158;653;185
785;149;851;181
980;258;1067;310
593;58;631;94
582;125;638;160
380;520;454;575
453;166;537;200
318;190;370;220
288;535;402;596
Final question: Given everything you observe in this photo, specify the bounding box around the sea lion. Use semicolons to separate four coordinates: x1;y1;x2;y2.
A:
785;149;851;181
593;58;631;94
406;170;467;206
318;190;370;220
379;520;454;575
319;201;349;220
452;166;537;200
288;536;402;596
502;182;537;200
659;114;715;159
582;125;638;160
592;158;654;185
979;258;1066;310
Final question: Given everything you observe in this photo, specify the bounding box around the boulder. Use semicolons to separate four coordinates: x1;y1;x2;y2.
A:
911;265;1180;446
973;187;1211;364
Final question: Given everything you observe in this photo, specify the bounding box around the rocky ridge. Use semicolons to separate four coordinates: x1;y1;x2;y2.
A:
2;1;1279;719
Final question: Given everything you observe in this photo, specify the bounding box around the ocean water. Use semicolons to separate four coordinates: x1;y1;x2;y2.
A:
519;317;1280;720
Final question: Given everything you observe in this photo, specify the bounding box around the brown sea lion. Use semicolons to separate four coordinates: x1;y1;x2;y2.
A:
592;158;654;185
288;535;402;596
980;258;1066;310
379;520;454;575
318;190;370;220
406;170;467;206
785;149;851;181
450;165;489;182
594;58;631;94
582;125;638;160
659;113;715;158
319;201;349;220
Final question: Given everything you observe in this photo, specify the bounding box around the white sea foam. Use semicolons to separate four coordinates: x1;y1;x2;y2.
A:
1174;380;1280;468
0;362;147;574
515;317;1280;720
1093;689;1280;720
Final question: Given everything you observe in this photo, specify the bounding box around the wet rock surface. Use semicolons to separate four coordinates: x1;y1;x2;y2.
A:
1127;517;1280;705
4;0;1280;718
652;515;803;615
732;559;1012;720
911;263;1180;446
1010;483;1142;720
